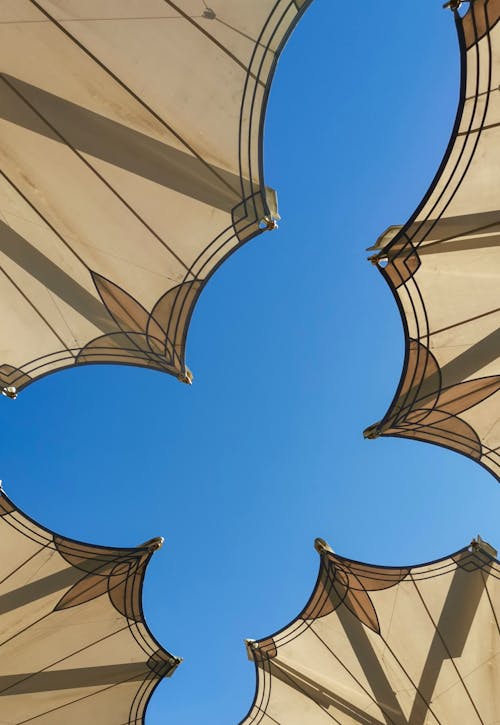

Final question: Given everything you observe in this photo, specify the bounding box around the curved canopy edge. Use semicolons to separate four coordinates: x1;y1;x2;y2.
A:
0;488;179;724
240;536;500;724
0;0;314;395
365;0;500;481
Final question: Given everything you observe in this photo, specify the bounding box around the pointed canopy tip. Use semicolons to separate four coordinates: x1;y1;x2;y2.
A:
245;639;258;661
443;0;464;10
177;368;193;385
139;536;164;551
314;537;334;555
363;423;381;439
471;535;497;559
166;656;184;677
366;224;402;252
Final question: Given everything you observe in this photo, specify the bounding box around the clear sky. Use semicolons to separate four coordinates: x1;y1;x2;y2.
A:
1;2;498;724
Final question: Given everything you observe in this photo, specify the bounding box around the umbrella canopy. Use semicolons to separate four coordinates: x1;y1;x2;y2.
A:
242;536;499;725
0;0;311;394
365;0;500;480
0;489;179;724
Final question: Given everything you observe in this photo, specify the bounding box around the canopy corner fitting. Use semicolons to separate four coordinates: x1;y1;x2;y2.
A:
167;657;183;676
470;535;497;559
368;252;388;266
139;536;164;551
314;537;334;555
2;386;17;400
363;422;382;440
260;217;278;231
177;368;193;385
442;0;465;11
245;639;260;661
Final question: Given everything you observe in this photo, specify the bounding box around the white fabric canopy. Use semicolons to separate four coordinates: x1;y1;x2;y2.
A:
0;0;311;393
241;537;500;724
365;0;500;481
0;490;179;724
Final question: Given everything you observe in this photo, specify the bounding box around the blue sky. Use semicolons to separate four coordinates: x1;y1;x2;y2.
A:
1;2;499;724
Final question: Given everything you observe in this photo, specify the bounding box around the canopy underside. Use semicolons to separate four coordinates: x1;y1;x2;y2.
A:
0;0;312;393
242;538;500;725
365;0;500;480
0;491;179;724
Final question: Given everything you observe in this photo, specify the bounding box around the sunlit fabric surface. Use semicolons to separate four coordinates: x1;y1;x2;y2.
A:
241;538;500;725
0;0;311;392
0;491;179;724
365;0;500;480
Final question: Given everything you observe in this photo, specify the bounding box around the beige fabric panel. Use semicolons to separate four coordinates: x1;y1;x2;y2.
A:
46;0;283;174
242;544;500;725
0;1;312;391
366;1;500;480
0;492;179;724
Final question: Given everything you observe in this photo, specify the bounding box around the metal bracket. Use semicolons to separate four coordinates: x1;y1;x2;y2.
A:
471;535;497;559
314;537;334;555
177;368;193;385
245;639;259;661
260;217;278;231
2;386;17;399
139;536;164;551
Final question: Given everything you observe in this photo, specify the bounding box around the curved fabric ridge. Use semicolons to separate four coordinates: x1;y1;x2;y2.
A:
0;489;180;724
365;0;500;480
240;537;500;725
0;0;314;393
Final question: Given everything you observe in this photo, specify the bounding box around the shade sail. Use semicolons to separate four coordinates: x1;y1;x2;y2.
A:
0;0;312;394
241;537;500;725
364;0;500;480
0;490;180;724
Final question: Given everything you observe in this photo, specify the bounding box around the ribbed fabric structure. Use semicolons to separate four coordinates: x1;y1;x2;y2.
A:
242;538;500;725
0;491;179;724
0;0;312;392
366;0;500;480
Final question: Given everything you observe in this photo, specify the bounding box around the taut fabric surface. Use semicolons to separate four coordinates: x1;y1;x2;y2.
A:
365;0;500;480
0;491;179;724
0;0;312;392
241;539;500;724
